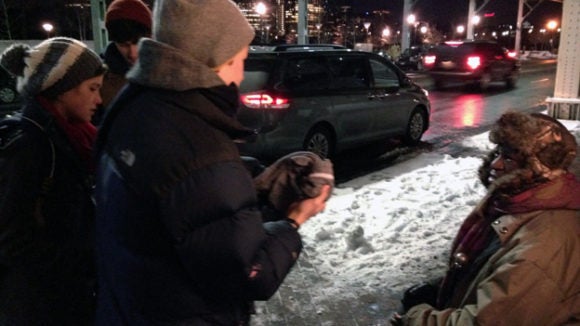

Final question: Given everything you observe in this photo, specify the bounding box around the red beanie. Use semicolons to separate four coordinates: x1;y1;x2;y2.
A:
105;0;152;30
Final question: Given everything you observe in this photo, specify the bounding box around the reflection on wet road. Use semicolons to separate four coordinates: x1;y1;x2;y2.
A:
418;61;557;142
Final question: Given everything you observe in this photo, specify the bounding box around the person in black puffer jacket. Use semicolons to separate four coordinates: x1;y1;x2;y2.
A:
94;1;331;325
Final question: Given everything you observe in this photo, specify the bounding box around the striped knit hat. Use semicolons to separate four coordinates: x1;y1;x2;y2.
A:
0;37;105;99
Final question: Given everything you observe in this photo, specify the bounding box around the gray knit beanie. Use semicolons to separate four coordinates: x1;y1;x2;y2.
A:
153;0;255;68
254;151;334;213
0;37;105;99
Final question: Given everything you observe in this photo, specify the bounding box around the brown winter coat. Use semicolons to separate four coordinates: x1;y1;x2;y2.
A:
406;207;580;325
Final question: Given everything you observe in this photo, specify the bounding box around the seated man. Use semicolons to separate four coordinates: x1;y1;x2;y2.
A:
394;111;580;325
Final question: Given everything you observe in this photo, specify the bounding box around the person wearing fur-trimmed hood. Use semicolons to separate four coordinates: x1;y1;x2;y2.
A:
393;111;580;325
94;0;330;325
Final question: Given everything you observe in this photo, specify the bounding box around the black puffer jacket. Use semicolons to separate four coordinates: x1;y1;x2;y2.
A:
95;39;303;325
0;99;96;325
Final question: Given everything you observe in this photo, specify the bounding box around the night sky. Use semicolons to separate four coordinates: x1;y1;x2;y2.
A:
349;0;562;30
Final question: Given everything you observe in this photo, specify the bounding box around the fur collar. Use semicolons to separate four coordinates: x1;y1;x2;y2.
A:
126;38;225;91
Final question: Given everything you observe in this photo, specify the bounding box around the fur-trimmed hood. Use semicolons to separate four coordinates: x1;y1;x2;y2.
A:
126;38;225;91
479;112;577;196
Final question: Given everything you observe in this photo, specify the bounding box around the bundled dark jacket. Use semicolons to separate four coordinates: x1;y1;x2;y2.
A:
0;99;96;325
95;39;303;325
94;43;132;125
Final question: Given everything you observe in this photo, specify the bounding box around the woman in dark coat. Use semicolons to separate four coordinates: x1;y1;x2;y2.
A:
0;37;106;325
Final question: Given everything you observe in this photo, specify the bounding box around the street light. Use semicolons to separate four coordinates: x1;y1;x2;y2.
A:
472;15;480;39
456;25;465;39
42;22;54;39
255;2;267;44
363;22;371;43
382;27;390;38
407;14;416;47
315;23;322;44
546;20;558;52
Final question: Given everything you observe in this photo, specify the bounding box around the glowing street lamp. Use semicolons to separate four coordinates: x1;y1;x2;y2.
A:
42;22;54;39
363;22;371;42
382;27;390;38
546;20;558;52
315;23;323;44
255;2;268;44
407;14;417;46
456;25;465;38
255;2;266;15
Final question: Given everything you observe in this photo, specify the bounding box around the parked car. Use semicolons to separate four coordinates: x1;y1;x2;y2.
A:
423;40;520;91
236;46;431;160
395;46;430;71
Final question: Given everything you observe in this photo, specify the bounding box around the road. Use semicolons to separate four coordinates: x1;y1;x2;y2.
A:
415;59;557;143
333;59;558;182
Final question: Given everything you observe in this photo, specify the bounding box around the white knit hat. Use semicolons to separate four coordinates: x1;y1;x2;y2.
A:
153;0;255;68
0;37;105;98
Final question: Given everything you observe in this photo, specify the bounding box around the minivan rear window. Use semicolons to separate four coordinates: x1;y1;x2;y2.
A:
279;57;331;92
240;57;276;93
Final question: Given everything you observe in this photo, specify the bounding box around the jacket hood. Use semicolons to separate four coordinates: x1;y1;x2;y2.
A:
126;38;225;91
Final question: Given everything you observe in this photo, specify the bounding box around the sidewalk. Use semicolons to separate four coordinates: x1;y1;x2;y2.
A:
251;248;401;326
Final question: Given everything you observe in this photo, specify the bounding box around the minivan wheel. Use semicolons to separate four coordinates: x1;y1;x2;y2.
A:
304;126;335;159
0;86;16;104
403;108;426;145
505;71;518;89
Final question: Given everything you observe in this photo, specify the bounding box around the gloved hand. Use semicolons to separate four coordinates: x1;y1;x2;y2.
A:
401;281;438;312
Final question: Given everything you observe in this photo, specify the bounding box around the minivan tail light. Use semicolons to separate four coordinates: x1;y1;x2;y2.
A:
241;93;290;109
466;56;481;70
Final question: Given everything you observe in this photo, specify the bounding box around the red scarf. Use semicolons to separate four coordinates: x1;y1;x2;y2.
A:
37;96;97;172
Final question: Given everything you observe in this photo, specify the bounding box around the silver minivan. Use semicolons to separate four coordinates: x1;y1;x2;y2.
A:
237;46;431;160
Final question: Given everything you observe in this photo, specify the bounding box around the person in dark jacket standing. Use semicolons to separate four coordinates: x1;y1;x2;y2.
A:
94;0;330;325
94;0;152;124
392;111;580;325
0;37;106;325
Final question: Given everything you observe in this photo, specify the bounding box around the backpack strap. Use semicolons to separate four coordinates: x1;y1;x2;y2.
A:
20;115;56;181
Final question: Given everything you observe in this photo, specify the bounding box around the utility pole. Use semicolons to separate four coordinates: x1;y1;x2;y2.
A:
466;0;476;39
401;0;413;51
297;0;308;44
547;0;580;120
90;0;107;53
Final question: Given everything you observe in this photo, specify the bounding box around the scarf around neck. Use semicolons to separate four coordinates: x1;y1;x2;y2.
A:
438;173;580;308
37;96;97;172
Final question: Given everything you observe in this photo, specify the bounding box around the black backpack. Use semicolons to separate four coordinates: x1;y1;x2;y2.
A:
0;112;55;194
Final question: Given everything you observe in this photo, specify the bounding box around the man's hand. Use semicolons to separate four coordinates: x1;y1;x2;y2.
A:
286;184;331;227
390;312;403;326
